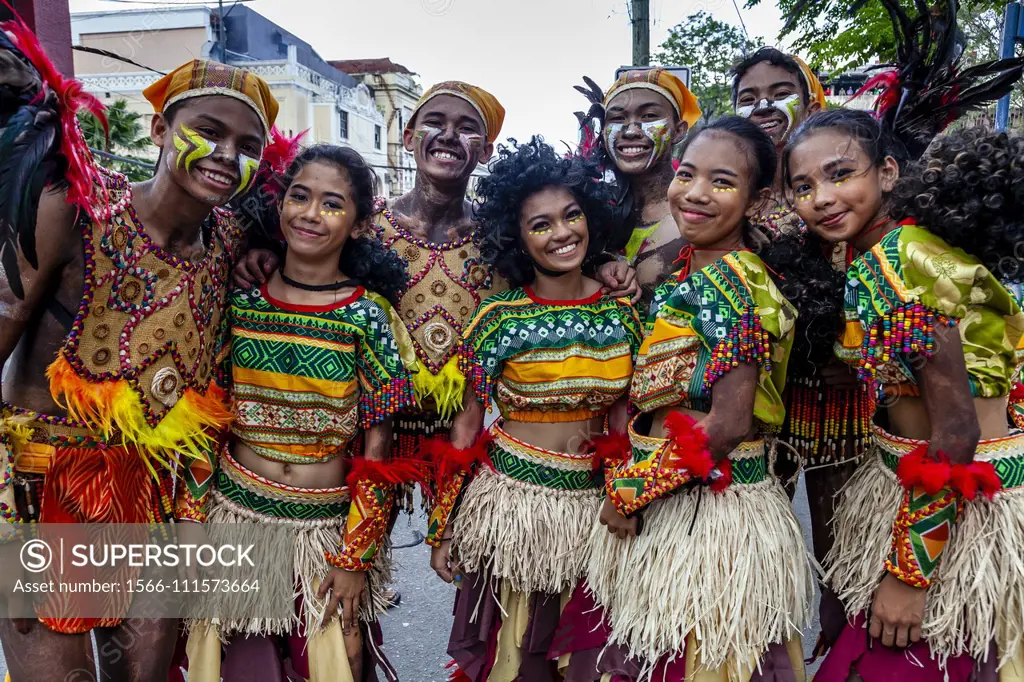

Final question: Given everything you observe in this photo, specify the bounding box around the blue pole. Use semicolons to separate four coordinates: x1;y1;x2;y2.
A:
996;1;1020;131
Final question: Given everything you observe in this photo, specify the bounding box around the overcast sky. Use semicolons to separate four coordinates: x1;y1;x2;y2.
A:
68;0;787;149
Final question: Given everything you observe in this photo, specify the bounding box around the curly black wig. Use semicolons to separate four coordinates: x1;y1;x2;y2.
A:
472;136;621;288
278;144;407;305
730;47;810;107
892;127;1024;284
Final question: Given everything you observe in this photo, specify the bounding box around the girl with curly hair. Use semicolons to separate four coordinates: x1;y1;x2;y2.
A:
424;136;643;681
187;144;419;682
784;111;1024;680
552;116;815;682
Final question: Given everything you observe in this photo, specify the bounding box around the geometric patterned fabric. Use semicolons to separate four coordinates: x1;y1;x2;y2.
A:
631;251;796;429
228;284;414;464
839;223;1024;399
461;287;642;422
216;454;350;520
489;425;601;491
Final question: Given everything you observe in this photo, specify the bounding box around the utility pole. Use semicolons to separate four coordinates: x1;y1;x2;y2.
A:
996;0;1022;131
217;0;227;62
632;0;650;66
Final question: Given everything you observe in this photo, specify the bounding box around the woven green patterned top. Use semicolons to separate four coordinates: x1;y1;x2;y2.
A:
460;287;643;422
838;223;1024;398
631;251;797;428
227;284;415;464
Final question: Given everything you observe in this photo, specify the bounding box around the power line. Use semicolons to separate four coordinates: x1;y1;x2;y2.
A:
731;0;750;39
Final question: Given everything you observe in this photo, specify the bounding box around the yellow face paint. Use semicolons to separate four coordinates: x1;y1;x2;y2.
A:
233;153;261;198
320;209;344;217
567;213;583;225
173;124;215;173
712;187;738;193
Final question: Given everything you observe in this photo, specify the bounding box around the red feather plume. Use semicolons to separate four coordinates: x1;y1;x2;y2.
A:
262;126;307;175
950;461;1001;501
847;70;901;118
2;14;108;221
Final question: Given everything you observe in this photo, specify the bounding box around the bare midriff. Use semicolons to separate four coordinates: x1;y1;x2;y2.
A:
501;416;607;454
887;396;1009;441
232;441;348;489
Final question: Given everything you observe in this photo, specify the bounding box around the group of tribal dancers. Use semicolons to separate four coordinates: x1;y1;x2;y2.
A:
3;2;1024;681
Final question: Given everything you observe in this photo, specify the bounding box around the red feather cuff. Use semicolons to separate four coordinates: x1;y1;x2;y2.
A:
345;457;431;489
420;433;494;485
897;446;1002;500
585;432;631;471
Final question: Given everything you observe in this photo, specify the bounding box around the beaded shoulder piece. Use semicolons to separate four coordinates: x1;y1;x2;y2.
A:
46;169;239;464
372;197;506;417
840;224;1024;397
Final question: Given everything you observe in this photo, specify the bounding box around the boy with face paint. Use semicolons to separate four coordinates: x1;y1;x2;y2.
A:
731;48;825;236
600;69;702;306
0;46;275;681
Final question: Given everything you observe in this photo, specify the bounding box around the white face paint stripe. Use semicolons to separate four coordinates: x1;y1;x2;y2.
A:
604;119;673;170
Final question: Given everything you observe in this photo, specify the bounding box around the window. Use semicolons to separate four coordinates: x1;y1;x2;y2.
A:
374;125;382;150
397;110;404;131
339;110;349;140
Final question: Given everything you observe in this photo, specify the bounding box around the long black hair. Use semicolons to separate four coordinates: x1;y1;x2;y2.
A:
892;127;1024;284
472;136;620;288
277;144;407;305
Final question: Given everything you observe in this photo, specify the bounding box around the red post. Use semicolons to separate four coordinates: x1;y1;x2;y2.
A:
0;0;74;76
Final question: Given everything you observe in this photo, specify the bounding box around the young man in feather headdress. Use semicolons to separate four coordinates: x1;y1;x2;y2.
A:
0;19;279;678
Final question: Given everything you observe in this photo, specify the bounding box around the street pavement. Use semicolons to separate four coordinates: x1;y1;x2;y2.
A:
0;478;819;681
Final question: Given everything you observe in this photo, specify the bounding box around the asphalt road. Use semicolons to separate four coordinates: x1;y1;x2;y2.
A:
0;479;819;681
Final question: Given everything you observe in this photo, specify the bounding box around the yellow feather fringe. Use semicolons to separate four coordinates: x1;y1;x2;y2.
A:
46;355;232;472
410;355;465;421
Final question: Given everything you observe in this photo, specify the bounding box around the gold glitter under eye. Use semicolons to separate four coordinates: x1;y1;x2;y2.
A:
567;213;583;225
531;226;553;235
675;177;691;184
834;178;849;188
796;193;813;202
712;187;738;193
320;209;344;217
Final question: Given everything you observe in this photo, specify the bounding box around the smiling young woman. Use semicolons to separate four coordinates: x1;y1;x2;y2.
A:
424;136;643;681
551;117;814;682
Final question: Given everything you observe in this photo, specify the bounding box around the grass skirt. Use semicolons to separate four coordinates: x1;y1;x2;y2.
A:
188;451;392;639
824;426;1024;671
588;425;813;679
452;423;603;595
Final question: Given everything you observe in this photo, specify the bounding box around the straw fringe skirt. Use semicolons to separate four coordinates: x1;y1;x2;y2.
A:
186;452;392;682
824;426;1024;671
452;423;603;595
587;425;813;680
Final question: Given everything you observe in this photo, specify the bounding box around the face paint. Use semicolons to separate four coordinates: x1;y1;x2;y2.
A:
529;225;553;236
567;213;583;225
459;132;484;161
604;119;674;171
233;153;261;199
320;209;344;217
173;124;215;173
415;126;442;160
712;187;738;193
736;94;804;139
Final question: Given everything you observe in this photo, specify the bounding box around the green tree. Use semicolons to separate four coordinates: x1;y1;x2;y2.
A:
653;11;758;117
746;0;1007;72
79;99;155;182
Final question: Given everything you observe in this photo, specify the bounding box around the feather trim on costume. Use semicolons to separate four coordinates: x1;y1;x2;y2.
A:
45;354;232;470
896;445;952;495
410;355;466;421
585;432;631;471
419;432;493;486
345;456;431;489
663;411;714;479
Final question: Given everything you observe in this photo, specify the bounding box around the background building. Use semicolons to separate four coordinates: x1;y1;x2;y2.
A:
70;5;389;189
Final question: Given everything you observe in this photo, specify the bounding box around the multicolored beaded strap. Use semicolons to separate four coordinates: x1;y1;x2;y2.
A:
703;306;773;391
326;467;394;571
0;432;21;544
860;303;955;383
458;345;492;406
